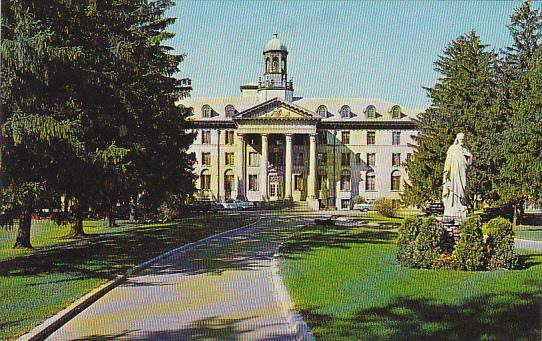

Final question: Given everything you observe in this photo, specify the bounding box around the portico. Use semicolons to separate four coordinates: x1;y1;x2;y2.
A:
233;98;319;206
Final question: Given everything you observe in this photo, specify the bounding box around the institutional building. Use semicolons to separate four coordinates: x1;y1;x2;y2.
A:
179;34;419;210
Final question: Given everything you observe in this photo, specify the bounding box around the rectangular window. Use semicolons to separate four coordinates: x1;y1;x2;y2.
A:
201;174;211;190
367;131;376;145
294;152;304;166
356;153;361;164
392;131;401;145
341;153;350;167
366;173;376;191
392;153;401;167
341;131;350;145
317;175;327;191
317;152;327;166
340;173;351;191
202;152;211;166
294;174;304;191
318;131;328;145
248;174;258;191
248;152;259;166
367;153;376;167
225;152;234;166
341;199;350;210
202;130;211;144
225;131;234;145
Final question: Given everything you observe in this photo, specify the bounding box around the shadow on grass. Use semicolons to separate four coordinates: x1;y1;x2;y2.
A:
300;283;542;341
68;315;293;340
0;214;257;281
280;226;396;260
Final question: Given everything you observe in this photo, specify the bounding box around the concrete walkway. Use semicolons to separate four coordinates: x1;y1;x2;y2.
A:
515;238;542;252
46;214;310;340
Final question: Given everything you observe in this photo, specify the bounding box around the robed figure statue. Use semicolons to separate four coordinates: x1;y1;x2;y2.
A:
442;133;472;222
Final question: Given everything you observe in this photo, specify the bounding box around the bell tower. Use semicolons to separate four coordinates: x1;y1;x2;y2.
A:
258;33;294;102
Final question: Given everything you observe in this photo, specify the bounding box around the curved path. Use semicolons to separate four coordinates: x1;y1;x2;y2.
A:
46;213;311;341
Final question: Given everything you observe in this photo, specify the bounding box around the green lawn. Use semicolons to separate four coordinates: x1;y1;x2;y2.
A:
279;223;542;340
515;225;542;242
0;214;257;340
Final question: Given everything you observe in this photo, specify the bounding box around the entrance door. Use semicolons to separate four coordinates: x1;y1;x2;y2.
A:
268;176;282;201
224;173;234;200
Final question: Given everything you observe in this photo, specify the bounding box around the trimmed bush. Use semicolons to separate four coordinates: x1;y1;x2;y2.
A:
433;251;462;270
397;216;422;267
486;217;518;269
454;215;486;271
354;195;366;204
413;216;441;268
375;198;396;217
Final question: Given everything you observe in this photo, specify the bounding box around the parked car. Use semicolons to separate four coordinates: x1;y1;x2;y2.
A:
221;199;255;210
232;199;255;210
353;202;376;212
191;200;222;213
420;201;444;216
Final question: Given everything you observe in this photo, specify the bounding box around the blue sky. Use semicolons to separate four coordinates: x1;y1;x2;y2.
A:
167;1;538;110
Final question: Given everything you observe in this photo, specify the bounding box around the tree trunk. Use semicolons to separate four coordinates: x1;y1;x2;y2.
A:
512;204;521;228
70;206;85;237
14;202;32;248
129;195;138;223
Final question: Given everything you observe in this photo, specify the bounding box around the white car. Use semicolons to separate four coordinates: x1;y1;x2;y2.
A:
220;200;238;210
232;199;255;210
220;199;255;210
353;202;376;212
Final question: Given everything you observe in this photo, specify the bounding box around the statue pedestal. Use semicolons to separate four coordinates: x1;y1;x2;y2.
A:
439;220;461;252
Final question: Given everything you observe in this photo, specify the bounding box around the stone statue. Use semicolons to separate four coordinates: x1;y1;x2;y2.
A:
442;133;472;222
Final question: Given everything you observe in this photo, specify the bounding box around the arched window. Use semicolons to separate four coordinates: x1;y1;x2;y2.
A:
272;57;279;72
391;105;401;119
340;105;351;119
200;169;211;190
224;170;234;199
316;105;327;118
366;171;376;191
202;105;212;118
225;104;236;118
266;58;270;73
340;169;351;191
391;170;401;191
366;105;376;119
281;57;287;73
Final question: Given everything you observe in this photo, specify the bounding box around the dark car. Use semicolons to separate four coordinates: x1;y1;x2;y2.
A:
191;200;222;213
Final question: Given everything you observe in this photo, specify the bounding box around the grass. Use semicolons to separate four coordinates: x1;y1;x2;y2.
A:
0;213;257;340
279;222;542;340
515;225;542;242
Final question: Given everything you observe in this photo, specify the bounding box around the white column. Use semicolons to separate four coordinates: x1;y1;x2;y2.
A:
285;133;293;199
308;133;317;199
216;130;221;201
235;133;245;199
260;133;269;200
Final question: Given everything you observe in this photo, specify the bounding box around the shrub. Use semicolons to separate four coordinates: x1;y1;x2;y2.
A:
433;251;462;270
454;215;486;271
354;195;366;205
158;193;184;221
375;198;396;217
397;216;422;267
486;217;518;269
413;216;441;268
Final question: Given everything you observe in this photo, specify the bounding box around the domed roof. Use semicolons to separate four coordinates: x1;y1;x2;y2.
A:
264;33;287;53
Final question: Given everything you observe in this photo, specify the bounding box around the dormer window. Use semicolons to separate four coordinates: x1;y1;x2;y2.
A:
202;105;212;118
340;105;351;119
316;105;327;118
392;105;401;119
225;104;236;118
366;105;376;119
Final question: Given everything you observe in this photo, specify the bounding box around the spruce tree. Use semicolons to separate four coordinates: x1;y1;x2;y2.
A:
496;0;542;225
403;32;501;207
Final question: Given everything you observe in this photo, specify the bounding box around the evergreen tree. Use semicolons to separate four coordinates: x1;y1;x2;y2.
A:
403;32;501;207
